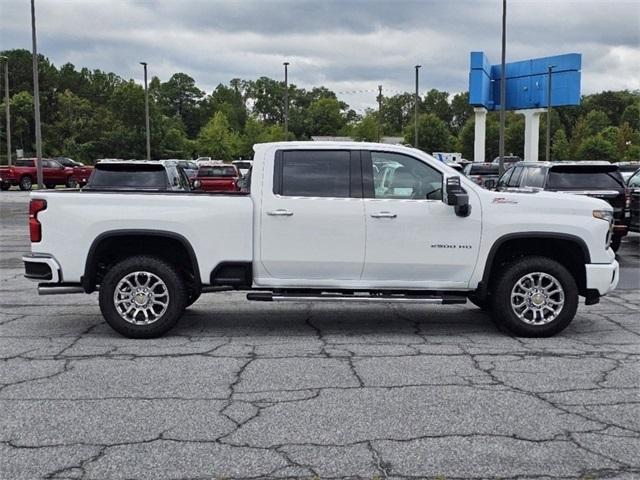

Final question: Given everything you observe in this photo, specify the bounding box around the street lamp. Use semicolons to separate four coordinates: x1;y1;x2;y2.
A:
546;64;556;162
283;62;289;140
0;56;10;166
140;62;150;160
414;65;421;148
498;0;507;175
377;85;383;142
31;0;43;188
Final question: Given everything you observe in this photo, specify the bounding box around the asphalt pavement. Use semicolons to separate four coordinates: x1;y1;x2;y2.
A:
1;190;639;480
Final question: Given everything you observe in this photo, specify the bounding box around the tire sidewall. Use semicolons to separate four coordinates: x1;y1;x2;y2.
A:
19;176;32;191
66;176;78;188
492;256;578;337
99;256;186;338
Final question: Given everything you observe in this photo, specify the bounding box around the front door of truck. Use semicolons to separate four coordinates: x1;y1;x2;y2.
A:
260;149;365;282
361;151;482;288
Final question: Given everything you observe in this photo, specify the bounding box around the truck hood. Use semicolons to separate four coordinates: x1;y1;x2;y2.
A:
484;189;612;213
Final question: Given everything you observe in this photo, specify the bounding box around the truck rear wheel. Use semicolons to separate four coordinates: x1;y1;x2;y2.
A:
99;256;187;338
610;235;622;253
492;256;578;337
19;176;33;191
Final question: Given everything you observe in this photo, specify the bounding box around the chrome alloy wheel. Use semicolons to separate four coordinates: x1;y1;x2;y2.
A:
113;271;170;325
510;272;565;325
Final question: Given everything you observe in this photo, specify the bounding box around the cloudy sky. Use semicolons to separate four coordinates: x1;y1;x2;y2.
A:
1;0;638;112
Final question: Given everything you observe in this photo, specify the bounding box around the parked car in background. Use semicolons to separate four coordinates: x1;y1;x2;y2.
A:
445;162;464;173
53;157;94;186
194;163;240;192
627;168;640;233
232;160;253;177
0;158;76;191
462;162;501;189
195;157;212;165
492;155;521;169
495;161;630;251
617;162;640;182
86;160;192;192
162;160;198;182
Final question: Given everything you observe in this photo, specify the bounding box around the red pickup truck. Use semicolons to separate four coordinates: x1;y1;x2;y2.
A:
53;157;94;186
194;164;240;192
0;158;77;191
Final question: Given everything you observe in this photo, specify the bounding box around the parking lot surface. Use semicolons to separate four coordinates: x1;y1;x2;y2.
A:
1;190;639;479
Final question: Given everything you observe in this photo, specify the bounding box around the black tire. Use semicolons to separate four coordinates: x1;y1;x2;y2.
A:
610;235;622;253
45;183;56;189
0;183;10;191
468;293;492;311
19;176;33;191
491;256;578;337
65;176;78;188
99;256;187;338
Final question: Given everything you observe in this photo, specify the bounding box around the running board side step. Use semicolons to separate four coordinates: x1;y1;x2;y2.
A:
246;292;467;304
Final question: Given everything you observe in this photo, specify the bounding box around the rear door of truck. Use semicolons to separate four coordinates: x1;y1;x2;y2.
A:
259;148;366;281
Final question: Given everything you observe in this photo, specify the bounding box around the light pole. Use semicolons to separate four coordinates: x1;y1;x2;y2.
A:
140;62;150;160
283;62;289;140
545;65;556;162
498;0;507;175
377;85;383;142
31;0;43;188
414;65;421;148
0;56;10;166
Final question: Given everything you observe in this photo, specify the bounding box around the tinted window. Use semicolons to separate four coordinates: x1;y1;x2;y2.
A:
87;164;168;189
547;167;625;190
507;167;523;187
198;166;237;177
16;159;34;167
371;151;443;200
278;150;351;197
522;167;546;188
470;164;499;175
628;170;640;188
497;168;513;188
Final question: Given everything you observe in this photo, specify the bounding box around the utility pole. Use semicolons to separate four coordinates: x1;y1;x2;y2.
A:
31;0;43;188
140;62;150;160
1;56;11;166
414;65;421;148
283;62;289;140
498;0;507;175
377;85;383;142
546;65;555;162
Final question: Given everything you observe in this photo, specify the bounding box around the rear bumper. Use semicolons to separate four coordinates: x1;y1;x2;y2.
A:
22;254;62;283
585;261;619;296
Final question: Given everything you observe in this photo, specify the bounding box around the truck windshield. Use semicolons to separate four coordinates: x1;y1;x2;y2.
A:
547;167;624;190
199;167;237;177
87;164;168;189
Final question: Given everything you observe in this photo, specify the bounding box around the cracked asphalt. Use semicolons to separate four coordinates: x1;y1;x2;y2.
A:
1;191;639;480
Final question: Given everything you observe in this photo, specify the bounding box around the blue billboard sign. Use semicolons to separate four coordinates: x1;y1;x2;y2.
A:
469;52;581;111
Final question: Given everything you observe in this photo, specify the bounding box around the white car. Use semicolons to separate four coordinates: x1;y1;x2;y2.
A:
23;142;618;338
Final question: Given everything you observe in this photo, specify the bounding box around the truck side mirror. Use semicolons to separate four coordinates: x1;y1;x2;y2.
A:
445;177;471;217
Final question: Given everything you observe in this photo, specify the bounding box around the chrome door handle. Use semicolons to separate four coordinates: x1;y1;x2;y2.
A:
267;209;294;216
370;211;397;218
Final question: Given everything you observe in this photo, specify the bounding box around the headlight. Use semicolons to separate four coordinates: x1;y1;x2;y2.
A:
593;210;614;223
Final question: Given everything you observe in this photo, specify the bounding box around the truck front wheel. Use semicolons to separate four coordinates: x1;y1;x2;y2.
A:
99;256;187;338
492;256;578;337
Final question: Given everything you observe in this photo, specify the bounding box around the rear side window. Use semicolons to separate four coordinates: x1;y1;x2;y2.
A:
507;167;523;187
87;164;168;189
470;164;499;175
547;168;625;190
497;168;513;188
522;167;546;188
275;150;351;198
16;159;35;167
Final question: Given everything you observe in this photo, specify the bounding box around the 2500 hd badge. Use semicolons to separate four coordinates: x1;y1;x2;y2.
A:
431;244;473;249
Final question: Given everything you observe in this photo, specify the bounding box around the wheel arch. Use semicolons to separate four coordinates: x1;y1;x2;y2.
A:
477;232;590;300
82;229;201;293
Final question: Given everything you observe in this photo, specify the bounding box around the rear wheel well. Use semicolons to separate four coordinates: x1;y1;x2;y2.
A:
83;232;200;293
481;236;588;298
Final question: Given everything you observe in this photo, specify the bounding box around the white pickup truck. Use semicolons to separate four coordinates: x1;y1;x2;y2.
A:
23;142;619;338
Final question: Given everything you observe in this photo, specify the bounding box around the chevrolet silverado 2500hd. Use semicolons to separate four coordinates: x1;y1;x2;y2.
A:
23;142;619;338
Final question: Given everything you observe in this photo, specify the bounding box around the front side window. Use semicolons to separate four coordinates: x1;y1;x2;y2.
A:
507;167;523;187
522;167;546;188
371;151;443;200
276;150;351;198
497;168;513;189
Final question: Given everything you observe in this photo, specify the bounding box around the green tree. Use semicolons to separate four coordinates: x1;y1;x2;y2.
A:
196;112;240;161
584;110;610;135
450;92;473;134
381;93;414;135
551;129;570;160
620;103;640;131
577;135;616;161
306;98;346;136
405;113;452;154
351;111;379;142
423;89;452;125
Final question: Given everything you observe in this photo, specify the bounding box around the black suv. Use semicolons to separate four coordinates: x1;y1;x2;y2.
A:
495;162;630;251
627;168;640;233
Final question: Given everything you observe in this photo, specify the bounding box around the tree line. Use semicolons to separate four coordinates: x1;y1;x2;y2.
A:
1;48;638;164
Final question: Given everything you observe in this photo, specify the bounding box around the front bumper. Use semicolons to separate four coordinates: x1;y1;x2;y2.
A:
22;254;62;283
585;260;619;296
